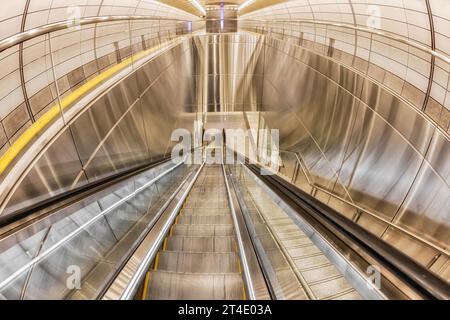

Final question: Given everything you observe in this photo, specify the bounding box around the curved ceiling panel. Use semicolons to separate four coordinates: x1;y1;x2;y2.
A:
0;0;199;42
240;0;450;59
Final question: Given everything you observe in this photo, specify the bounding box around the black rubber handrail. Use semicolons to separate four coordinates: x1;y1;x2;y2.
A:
0;155;173;229
244;161;450;300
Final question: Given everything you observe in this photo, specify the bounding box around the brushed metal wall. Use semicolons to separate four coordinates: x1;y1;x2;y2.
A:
192;34;265;113
258;36;449;280
1;39;199;218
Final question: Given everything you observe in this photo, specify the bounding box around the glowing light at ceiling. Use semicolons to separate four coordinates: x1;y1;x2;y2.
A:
188;0;206;16
238;0;257;11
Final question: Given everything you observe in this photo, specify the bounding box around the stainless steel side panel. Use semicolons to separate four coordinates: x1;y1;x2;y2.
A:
1;40;198;218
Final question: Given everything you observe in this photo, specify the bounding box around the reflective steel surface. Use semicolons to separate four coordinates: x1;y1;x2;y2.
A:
0;159;196;299
0;30;449;300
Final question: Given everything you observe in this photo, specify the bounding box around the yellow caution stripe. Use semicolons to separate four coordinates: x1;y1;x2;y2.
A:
154;252;161;271
141;271;151;300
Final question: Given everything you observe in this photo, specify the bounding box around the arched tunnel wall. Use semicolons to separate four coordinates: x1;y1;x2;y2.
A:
258;36;450;280
0;39;198;217
240;1;450;138
1;33;448;281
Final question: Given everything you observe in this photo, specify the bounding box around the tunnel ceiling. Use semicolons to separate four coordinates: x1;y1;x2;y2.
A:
0;1;199;42
239;0;450;58
3;0;449;58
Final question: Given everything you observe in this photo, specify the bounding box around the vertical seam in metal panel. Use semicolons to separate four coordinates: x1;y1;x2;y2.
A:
97;200;120;242
263;75;355;202
48;35;66;126
348;0;358;67
19;0;35;123
305;0;317;51
422;0;436;112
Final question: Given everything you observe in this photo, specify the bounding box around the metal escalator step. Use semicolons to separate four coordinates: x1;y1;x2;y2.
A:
165;236;236;252
156;251;240;273
272;268;309;300
187;193;228;202
294;255;331;271
185;186;225;192
171;224;235;237
177;214;232;225
147;271;244;300
286;244;322;259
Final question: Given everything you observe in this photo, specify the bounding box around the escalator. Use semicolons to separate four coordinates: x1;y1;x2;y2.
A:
0;156;198;300
130;158;371;300
0;147;448;300
142;165;245;300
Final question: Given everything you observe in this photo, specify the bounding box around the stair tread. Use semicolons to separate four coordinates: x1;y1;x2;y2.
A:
156;251;240;273
165;236;236;252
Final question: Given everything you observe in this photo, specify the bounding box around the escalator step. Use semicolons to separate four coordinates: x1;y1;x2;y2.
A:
177;214;233;225
165;236;236;252
171;224;235;237
146;271;244;300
